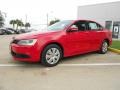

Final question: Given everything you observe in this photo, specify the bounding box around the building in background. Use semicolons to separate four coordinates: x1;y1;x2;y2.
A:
77;1;120;39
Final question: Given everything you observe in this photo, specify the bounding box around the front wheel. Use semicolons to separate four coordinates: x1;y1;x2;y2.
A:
41;44;62;67
99;40;108;54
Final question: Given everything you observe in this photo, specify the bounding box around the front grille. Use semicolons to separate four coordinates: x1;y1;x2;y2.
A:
11;51;30;58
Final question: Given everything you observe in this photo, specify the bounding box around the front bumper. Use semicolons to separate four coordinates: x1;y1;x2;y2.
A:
10;43;40;62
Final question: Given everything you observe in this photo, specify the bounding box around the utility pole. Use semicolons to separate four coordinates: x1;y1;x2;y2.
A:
0;10;7;17
46;11;53;28
46;13;48;28
0;10;1;16
0;10;7;28
46;11;54;28
25;14;28;23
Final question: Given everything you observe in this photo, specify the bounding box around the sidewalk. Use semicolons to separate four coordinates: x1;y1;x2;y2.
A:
112;38;120;40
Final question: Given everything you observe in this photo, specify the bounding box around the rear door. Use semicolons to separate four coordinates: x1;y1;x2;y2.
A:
87;21;104;51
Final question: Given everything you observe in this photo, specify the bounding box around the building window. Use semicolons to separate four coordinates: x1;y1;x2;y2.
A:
105;21;112;30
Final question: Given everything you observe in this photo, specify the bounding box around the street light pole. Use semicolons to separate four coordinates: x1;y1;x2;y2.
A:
46;13;48;28
0;10;7;28
25;14;28;23
0;10;7;17
0;10;1;16
46;11;53;28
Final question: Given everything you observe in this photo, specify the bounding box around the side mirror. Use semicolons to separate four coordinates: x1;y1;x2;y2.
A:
68;27;78;32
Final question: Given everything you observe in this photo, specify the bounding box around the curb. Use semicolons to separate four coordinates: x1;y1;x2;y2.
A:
108;47;120;54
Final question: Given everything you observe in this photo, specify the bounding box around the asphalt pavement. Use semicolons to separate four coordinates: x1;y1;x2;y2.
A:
0;35;120;90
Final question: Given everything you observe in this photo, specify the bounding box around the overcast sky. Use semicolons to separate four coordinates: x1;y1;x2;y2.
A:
0;0;119;29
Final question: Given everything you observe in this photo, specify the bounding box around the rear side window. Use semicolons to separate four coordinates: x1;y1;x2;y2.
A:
88;22;103;30
89;23;98;29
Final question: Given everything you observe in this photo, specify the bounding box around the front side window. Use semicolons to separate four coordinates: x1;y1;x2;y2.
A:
70;21;87;31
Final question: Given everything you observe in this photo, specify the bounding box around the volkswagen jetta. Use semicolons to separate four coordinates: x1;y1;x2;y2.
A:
10;20;112;66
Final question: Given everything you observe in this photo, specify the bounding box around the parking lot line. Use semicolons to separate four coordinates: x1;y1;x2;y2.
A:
59;63;120;66
0;64;24;67
0;63;120;67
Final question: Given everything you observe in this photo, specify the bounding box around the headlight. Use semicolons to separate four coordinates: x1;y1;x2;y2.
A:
17;39;37;46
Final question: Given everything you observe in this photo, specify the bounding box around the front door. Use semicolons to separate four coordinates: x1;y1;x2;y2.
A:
65;20;91;55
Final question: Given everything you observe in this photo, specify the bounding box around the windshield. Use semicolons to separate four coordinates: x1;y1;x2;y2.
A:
47;20;72;31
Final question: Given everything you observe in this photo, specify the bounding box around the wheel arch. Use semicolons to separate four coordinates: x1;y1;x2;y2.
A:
104;38;110;46
40;41;64;59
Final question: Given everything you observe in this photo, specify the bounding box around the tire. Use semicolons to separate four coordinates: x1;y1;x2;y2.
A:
99;40;108;54
41;44;63;67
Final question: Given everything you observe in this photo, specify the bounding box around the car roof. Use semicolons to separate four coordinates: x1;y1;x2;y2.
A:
72;19;102;26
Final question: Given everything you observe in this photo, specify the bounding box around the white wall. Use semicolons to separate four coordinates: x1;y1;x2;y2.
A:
77;1;120;26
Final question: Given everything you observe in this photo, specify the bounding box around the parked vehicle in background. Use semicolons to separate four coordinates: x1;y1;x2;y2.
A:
25;29;38;33
0;28;13;35
0;28;37;35
18;29;38;34
0;28;19;35
0;29;4;35
19;29;26;34
10;20;112;67
6;28;15;34
6;28;19;34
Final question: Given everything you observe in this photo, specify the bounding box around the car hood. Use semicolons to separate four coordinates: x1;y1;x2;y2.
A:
14;30;61;40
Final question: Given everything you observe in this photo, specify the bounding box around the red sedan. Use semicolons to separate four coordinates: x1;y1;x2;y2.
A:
10;20;112;67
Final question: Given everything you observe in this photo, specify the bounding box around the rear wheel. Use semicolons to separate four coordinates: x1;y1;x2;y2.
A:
41;44;62;67
99;40;108;54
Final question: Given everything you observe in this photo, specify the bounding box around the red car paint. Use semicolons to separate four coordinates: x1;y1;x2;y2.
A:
10;20;112;62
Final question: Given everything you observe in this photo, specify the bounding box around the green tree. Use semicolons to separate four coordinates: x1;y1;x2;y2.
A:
16;19;24;30
9;20;16;29
0;15;4;28
25;22;31;29
16;19;20;29
49;19;60;26
18;21;24;29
